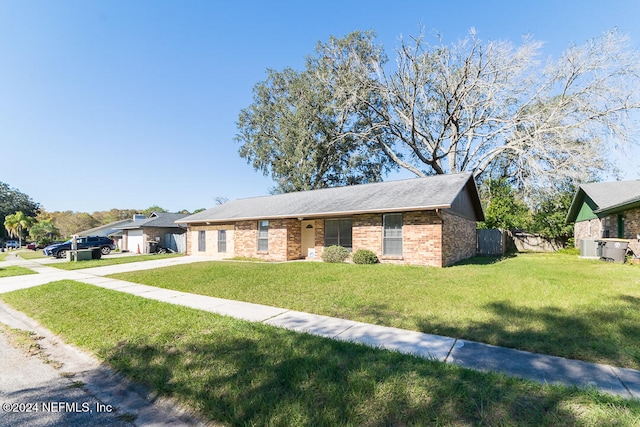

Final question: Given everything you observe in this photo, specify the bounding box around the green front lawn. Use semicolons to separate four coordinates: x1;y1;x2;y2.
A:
110;253;640;369
2;281;638;426
0;265;37;278
18;250;47;260
50;253;183;270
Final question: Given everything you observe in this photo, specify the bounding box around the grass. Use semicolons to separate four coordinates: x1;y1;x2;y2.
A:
18;250;47;260
49;253;183;270
0;265;37;278
2;280;639;426
109;253;640;370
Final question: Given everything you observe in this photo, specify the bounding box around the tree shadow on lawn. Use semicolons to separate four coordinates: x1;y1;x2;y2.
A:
417;295;640;369
451;253;517;266
101;323;633;426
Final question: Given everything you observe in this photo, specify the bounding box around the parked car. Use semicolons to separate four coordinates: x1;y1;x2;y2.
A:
5;240;19;249
26;242;37;250
43;236;116;259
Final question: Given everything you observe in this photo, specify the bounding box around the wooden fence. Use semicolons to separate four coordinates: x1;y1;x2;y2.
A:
477;229;562;256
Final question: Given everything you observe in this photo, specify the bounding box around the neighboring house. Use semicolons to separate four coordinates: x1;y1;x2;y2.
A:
77;219;133;251
566;179;640;256
115;212;188;253
177;173;484;267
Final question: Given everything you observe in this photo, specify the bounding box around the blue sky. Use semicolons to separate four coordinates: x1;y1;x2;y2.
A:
2;0;640;213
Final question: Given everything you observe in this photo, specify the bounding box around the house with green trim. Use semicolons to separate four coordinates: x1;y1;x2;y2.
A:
566;179;640;256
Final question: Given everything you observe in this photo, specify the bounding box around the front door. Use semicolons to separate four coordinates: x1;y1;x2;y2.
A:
301;220;316;258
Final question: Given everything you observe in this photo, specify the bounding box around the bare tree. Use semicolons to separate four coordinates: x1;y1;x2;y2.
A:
318;28;640;193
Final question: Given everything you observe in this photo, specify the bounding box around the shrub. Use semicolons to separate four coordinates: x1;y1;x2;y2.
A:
352;249;379;265
321;245;350;263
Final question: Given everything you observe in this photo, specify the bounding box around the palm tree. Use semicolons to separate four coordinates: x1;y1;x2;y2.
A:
28;218;60;245
4;211;35;247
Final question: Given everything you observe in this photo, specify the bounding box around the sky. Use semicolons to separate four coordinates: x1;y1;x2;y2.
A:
2;0;640;213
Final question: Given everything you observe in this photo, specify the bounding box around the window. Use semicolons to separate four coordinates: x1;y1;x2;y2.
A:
198;230;206;252
602;217;611;238
324;219;352;249
257;220;269;251
218;230;227;253
383;213;403;256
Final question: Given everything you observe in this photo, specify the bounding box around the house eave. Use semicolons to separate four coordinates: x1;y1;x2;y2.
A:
177;204;454;225
594;199;640;216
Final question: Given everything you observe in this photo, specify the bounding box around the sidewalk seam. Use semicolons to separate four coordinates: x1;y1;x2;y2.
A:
261;310;292;323
332;323;356;339
611;366;636;399
444;338;458;362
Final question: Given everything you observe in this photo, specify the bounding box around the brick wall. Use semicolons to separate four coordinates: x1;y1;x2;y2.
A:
441;211;477;266
574;219;602;247
187;224;234;258
624;208;640;256
351;211;449;267
234;219;301;261
403;211;443;266
352;214;382;255
185;209;477;266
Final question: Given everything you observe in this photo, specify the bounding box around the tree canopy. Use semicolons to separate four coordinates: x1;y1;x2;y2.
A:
0;182;40;240
236;32;396;193
4;211;36;246
237;28;640;196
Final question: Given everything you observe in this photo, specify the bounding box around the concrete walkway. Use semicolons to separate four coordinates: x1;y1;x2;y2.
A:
1;253;639;401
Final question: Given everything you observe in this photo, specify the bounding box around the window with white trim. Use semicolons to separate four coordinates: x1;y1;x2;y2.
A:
198;230;206;252
257;220;269;251
383;213;403;256
218;230;227;253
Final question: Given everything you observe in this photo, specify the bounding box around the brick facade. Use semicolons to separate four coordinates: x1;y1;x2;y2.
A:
625;208;640;255
185;209;478;266
232;219;301;261
573;207;640;256
441;211;478;266
574;219;602;248
188;223;234;258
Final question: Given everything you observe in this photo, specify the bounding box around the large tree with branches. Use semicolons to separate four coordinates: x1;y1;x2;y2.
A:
237;29;640;194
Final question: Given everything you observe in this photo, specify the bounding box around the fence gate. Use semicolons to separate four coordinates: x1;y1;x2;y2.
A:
165;233;186;253
477;229;506;256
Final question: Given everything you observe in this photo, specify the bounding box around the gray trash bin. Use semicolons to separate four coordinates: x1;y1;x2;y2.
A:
147;241;158;254
596;239;630;263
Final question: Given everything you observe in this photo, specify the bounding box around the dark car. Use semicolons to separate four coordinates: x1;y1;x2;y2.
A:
43;236;116;258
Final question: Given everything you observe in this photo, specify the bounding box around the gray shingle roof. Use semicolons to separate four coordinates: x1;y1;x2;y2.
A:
580;180;640;213
117;213;188;229
179;173;482;224
566;179;640;223
78;219;132;237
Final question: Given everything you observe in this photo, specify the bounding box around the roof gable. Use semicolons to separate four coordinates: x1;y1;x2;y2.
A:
179;173;484;224
567;179;640;223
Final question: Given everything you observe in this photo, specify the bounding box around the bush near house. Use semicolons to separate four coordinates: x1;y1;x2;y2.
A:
321;245;350;263
352;249;379;264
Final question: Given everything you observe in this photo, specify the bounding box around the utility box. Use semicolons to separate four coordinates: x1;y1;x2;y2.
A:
67;249;93;261
579;239;599;259
76;249;93;261
596;239;630;263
